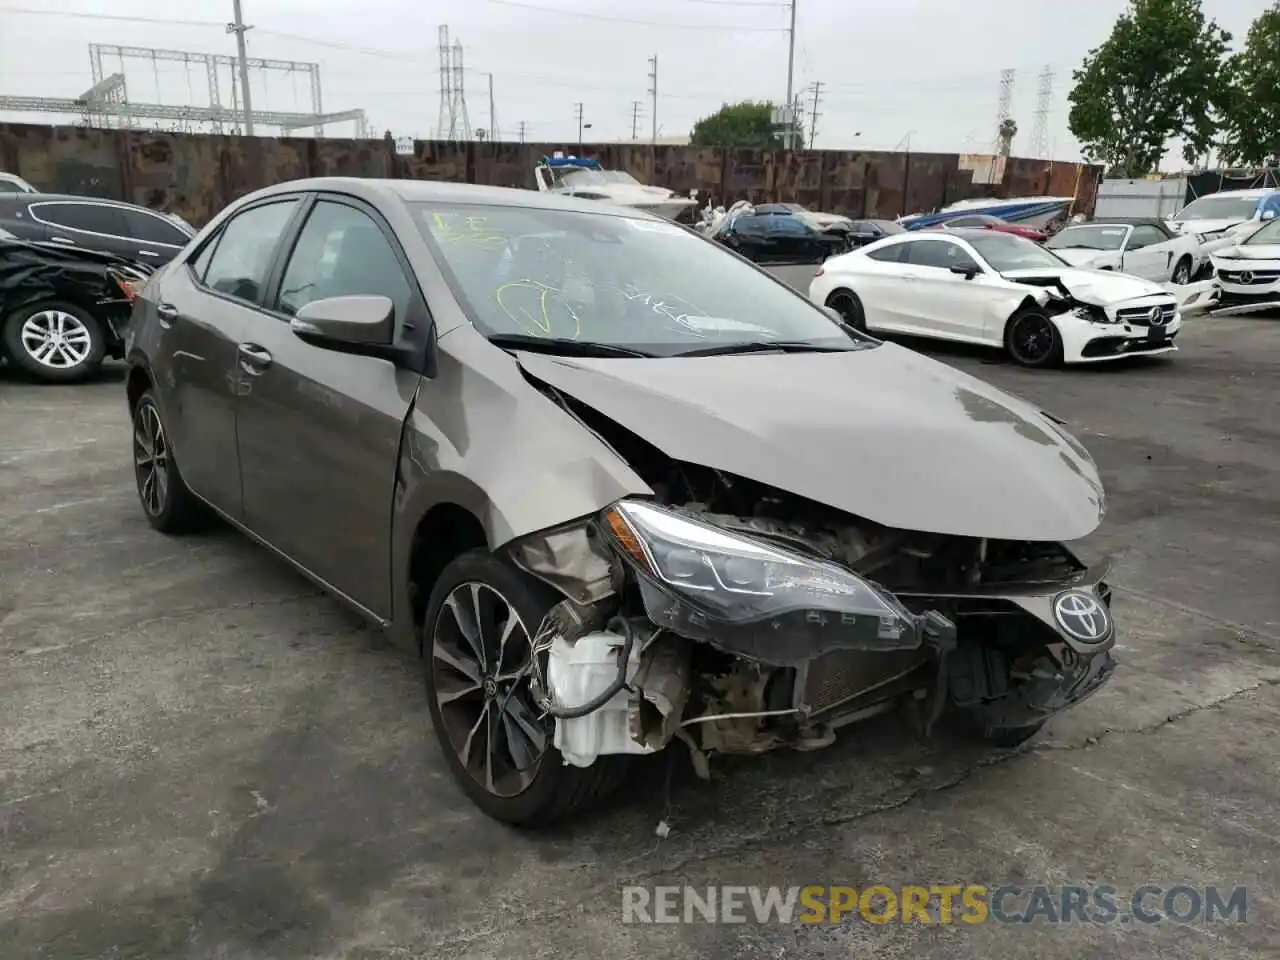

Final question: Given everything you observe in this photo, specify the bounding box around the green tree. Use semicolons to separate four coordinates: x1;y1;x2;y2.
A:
1219;4;1280;166
1068;0;1231;176
690;101;783;148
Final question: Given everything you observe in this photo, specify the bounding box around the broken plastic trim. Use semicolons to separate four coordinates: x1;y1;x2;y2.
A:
601;499;956;667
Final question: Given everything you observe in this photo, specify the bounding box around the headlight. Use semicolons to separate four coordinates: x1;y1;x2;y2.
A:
1071;304;1112;324
601;499;935;658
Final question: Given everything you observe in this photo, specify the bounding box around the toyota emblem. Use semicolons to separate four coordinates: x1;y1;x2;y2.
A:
1052;590;1113;643
1148;306;1163;325
1241;271;1255;284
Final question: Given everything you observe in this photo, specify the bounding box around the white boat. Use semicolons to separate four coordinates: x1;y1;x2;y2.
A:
534;154;697;221
899;195;1074;231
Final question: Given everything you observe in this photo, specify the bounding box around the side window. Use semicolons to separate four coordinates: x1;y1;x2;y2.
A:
734;216;768;236
122;208;190;246
34;202;127;237
903;239;976;270
275;200;412;322
766;216;809;236
189;230;222;282
202;200;299;304
1128;225;1165;249
866;242;906;263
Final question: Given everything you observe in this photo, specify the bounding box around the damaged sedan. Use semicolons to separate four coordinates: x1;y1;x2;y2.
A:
811;229;1180;366
124;178;1116;827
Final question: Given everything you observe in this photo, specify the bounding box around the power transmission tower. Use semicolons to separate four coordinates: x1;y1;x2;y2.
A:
807;80;822;149
992;68;1015;154
631;100;641;141
1029;65;1054;158
229;0;254;135
448;39;472;141
647;55;658;145
436;25;452;140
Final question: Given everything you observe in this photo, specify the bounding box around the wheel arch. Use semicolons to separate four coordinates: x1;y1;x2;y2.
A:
126;359;155;414
402;499;490;653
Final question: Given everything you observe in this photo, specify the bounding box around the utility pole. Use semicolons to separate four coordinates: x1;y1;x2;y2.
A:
487;72;498;142
575;102;585;150
807;80;822;149
228;0;254;135
784;0;797;149
518;120;526;143
631;100;641;141
647;55;658;145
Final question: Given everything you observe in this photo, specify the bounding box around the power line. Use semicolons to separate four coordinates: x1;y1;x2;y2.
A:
0;7;225;27
483;0;788;30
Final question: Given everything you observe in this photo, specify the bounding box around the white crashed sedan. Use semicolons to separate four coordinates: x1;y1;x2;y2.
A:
810;229;1181;367
1207;216;1280;316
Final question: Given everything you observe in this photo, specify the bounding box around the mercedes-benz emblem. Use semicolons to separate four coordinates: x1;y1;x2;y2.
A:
1148;306;1163;325
1241;270;1255;284
1052;590;1112;643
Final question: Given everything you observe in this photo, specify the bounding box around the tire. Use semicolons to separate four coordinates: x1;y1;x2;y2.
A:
1171;256;1192;285
2;300;105;383
1004;306;1063;368
825;289;867;332
131;390;210;534
422;549;631;827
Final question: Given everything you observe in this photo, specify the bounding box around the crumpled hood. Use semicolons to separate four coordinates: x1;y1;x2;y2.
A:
1050;248;1119;268
1002;266;1168;304
1173;218;1246;236
1210;243;1280;263
516;342;1105;542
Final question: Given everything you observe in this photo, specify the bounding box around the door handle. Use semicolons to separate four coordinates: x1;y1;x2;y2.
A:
901;273;919;281
49;236;75;245
155;302;179;328
138;249;161;257
238;343;273;373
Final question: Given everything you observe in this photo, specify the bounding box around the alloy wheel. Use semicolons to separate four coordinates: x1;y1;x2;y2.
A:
19;310;93;370
431;581;550;798
1172;260;1191;284
1010;313;1055;365
133;403;170;517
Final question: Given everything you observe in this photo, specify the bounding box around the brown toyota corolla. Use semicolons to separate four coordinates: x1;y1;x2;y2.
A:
125;178;1117;826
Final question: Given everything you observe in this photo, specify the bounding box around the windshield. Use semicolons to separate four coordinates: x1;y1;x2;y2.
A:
415;203;872;356
0;179;30;194
1174;194;1262;221
552;167;641;189
968;232;1068;271
873;220;906;235
1046;225;1127;251
1243;218;1280;246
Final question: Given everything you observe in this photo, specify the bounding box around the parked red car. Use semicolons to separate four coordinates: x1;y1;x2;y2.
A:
927;214;1048;242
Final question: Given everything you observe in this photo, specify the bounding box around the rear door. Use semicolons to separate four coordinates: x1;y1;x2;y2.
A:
144;196;304;518
29;201;133;259
119;207;192;264
233;193;426;617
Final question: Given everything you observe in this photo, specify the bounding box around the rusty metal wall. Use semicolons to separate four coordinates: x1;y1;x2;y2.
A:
0;123;1101;227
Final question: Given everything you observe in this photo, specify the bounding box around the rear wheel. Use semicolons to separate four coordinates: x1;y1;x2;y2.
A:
1004;306;1063;368
825;289;867;332
132;390;210;534
423;550;631;826
2;300;104;383
1171;256;1192;285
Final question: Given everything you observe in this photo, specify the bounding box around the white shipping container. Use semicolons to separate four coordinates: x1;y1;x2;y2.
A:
1094;178;1188;220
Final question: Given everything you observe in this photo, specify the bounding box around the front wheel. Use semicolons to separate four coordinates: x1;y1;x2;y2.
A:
1004;307;1063;368
2;300;105;383
422;549;631;827
1171;256;1193;285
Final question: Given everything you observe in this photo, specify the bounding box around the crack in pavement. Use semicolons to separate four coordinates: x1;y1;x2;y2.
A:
418;672;1280;954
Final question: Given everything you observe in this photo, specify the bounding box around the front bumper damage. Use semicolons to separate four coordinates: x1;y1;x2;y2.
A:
508;500;1116;774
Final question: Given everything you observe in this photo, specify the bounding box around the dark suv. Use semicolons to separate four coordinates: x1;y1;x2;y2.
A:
0;193;193;266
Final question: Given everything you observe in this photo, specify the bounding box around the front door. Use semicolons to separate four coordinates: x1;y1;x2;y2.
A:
233;195;424;617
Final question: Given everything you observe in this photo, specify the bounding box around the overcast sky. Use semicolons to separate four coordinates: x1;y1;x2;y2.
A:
0;0;1269;162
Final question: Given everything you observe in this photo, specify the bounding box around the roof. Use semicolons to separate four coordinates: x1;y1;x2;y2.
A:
237;177;669;220
0;191;149;207
1192;188;1277;199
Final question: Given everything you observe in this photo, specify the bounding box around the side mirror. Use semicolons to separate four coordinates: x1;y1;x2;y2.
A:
949;263;980;280
291;295;395;346
1262;209;1276;221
